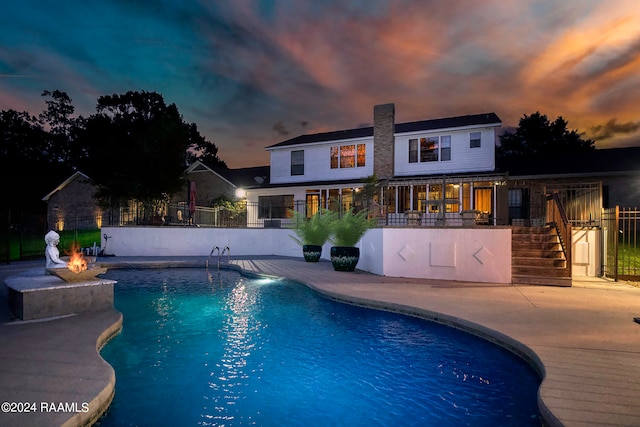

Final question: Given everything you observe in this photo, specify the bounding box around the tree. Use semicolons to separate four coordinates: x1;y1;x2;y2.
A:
354;174;380;217
0;109;68;212
497;112;595;171
0;109;46;167
38;90;86;168
186;122;227;169
79;91;195;211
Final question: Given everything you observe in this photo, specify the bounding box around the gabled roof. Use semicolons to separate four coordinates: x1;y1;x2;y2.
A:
187;160;271;189
185;160;237;188
218;165;270;188
266;112;501;149
42;171;91;201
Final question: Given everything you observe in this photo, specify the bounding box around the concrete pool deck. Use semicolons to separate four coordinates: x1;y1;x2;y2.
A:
1;256;639;426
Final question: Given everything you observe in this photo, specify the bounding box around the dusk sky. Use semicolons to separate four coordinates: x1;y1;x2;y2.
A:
2;0;640;168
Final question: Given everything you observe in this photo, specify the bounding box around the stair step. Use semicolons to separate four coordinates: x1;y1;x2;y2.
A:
512;234;560;243
512;249;565;258
513;256;566;266
511;226;571;286
512;226;554;234
512;275;572;287
512;265;571;277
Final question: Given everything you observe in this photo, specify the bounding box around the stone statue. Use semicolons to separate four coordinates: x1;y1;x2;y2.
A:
45;230;67;269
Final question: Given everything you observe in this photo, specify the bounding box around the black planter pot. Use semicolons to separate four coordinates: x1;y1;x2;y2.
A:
302;244;323;262
330;246;360;271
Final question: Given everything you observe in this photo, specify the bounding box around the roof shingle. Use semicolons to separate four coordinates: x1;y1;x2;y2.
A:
266;112;501;149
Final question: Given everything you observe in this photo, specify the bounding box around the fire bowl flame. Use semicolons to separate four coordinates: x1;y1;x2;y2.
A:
47;266;108;283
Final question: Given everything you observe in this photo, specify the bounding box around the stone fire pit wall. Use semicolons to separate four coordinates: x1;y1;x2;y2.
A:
4;269;115;321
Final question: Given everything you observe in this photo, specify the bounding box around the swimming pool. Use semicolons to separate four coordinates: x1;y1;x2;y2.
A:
98;268;540;426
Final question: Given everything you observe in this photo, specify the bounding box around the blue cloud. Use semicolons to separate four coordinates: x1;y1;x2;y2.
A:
1;0;639;167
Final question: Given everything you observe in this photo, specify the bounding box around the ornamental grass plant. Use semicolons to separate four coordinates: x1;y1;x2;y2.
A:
289;209;336;246
329;208;377;247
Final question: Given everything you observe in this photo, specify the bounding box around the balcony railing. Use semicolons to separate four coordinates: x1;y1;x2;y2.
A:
102;201;508;228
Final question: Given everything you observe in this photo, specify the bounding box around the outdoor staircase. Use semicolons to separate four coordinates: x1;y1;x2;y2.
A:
512;226;572;286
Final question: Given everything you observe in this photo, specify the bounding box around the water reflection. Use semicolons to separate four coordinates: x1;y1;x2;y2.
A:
207;280;263;424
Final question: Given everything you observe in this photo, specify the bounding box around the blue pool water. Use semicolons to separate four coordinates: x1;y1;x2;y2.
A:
98;268;540;426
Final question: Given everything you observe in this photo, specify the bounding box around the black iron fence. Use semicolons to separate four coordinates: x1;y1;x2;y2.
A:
102;202;296;228
101;201;512;228
0;211;47;263
1;211;102;263
602;206;640;281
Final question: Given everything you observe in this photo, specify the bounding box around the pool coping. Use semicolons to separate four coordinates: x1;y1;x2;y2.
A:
1;256;639;427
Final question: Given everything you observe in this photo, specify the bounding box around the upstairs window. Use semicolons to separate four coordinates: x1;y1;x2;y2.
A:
340;145;355;168
409;135;451;163
291;150;304;176
330;147;339;169
408;139;418;163
470;132;481;148
420;137;439;162
357;143;366;167
441;135;451;161
331;143;366;169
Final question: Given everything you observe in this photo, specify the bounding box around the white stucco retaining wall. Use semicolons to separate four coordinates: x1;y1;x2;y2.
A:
572;227;601;277
359;228;512;283
102;227;302;258
102;226;513;283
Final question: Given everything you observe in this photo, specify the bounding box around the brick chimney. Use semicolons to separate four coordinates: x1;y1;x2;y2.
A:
373;103;395;179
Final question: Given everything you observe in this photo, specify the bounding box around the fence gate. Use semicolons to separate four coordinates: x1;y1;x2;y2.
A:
602;206;640;281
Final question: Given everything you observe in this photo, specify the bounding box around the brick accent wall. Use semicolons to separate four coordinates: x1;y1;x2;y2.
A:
173;172;236;206
373;103;395;179
46;175;102;231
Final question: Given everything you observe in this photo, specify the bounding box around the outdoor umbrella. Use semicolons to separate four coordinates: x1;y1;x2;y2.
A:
189;181;196;223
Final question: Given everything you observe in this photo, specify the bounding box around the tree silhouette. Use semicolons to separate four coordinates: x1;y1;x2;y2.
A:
497;112;594;171
39;90;86;167
3;89;227;221
79;91;193;208
0;108;74;212
186;122;227;170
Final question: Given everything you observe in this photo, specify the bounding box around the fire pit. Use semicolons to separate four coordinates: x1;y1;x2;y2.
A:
3;230;116;321
47;266;108;283
47;250;107;283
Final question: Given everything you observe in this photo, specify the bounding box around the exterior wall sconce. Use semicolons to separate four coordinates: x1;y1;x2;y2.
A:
235;188;247;199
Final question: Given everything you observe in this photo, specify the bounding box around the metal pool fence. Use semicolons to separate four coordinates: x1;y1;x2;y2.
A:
602;206;640;281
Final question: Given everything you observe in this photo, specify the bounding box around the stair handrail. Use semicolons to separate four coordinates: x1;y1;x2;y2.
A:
546;192;572;270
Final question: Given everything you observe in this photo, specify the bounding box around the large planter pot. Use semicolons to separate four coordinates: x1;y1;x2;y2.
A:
330;246;360;272
302;244;323;262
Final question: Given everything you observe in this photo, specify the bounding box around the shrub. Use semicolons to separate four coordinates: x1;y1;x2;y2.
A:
330;208;377;247
289;209;336;246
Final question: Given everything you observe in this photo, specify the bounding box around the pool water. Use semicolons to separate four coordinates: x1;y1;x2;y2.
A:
98;268;540;426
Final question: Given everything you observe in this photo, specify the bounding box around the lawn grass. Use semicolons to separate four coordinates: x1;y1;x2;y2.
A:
618;242;640;274
9;229;102;261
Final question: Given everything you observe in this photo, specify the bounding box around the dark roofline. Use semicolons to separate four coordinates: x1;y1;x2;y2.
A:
216;165;270;188
267;127;373;149
396;112;501;133
266;112;501;149
501;146;640;177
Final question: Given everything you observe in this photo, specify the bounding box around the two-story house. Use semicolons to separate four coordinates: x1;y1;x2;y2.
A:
244;103;508;226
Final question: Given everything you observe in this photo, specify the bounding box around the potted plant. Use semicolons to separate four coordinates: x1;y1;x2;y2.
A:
289;209;336;262
329;208;377;271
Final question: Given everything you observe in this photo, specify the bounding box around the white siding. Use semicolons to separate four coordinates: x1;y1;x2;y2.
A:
269;138;374;184
394;127;497;176
245;186;308;205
